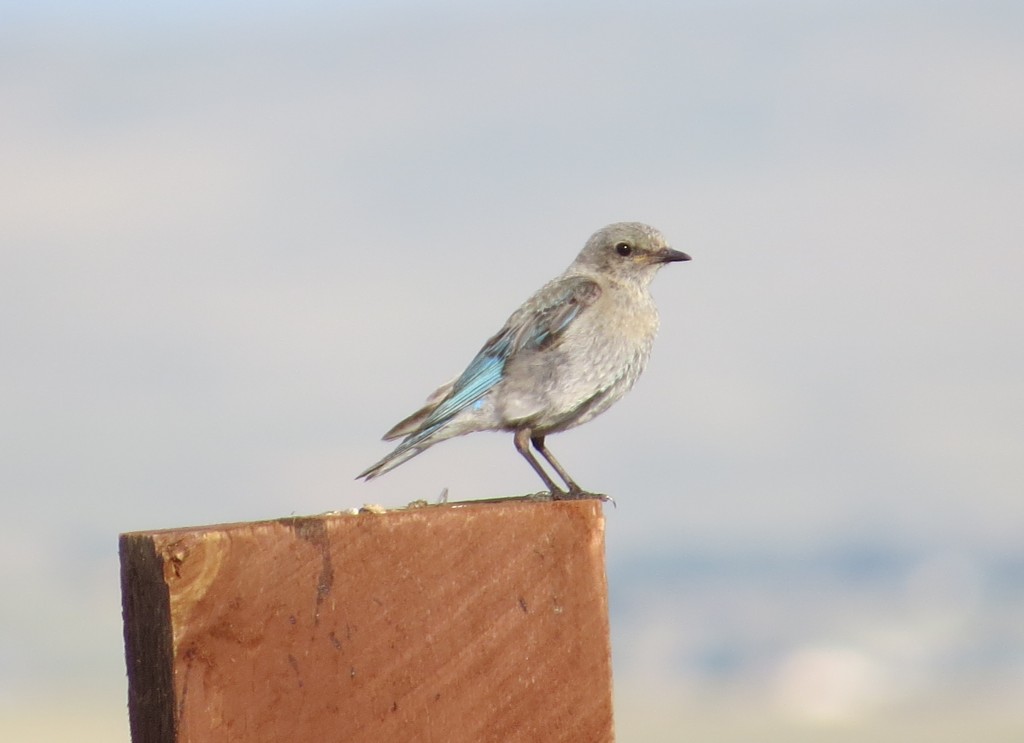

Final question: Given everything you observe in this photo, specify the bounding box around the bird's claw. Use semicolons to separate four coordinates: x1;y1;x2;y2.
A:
550;488;614;505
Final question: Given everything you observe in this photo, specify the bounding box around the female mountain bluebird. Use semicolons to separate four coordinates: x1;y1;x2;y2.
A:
358;222;690;499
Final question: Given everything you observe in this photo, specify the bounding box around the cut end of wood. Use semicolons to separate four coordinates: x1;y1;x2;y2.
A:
120;498;614;742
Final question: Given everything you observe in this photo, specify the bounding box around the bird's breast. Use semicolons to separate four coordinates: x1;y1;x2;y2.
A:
499;284;659;431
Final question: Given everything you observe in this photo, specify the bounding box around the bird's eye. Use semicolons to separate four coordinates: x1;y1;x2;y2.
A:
615;242;632;257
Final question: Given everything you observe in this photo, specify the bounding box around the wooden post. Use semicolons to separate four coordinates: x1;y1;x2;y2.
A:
120;499;614;742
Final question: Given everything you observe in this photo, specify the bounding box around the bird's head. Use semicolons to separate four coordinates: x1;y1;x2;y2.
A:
572;222;690;286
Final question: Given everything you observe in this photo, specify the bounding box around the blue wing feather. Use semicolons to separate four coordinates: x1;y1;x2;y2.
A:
419;330;512;427
422;351;507;426
418;277;600;431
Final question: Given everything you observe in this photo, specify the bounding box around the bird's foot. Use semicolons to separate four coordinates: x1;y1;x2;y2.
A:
550;488;614;505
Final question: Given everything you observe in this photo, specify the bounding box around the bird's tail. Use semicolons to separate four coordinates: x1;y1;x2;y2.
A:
356;424;443;480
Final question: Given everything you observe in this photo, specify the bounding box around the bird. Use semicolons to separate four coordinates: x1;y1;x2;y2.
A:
357;222;690;499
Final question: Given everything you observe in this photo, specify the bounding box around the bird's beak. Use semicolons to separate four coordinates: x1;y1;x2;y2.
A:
655;247;691;263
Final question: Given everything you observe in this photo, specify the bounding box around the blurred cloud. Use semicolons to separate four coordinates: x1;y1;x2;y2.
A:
773;645;891;724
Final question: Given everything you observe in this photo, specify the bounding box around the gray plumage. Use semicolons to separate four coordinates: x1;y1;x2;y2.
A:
357;222;690;498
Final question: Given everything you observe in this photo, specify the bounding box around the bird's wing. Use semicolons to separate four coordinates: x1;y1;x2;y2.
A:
414;275;603;431
381;378;456;440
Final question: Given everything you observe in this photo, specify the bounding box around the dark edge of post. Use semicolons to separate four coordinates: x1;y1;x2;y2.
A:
120;533;177;743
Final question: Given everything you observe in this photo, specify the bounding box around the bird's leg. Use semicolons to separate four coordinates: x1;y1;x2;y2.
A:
514;428;565;497
530;435;582;493
531;435;600;500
